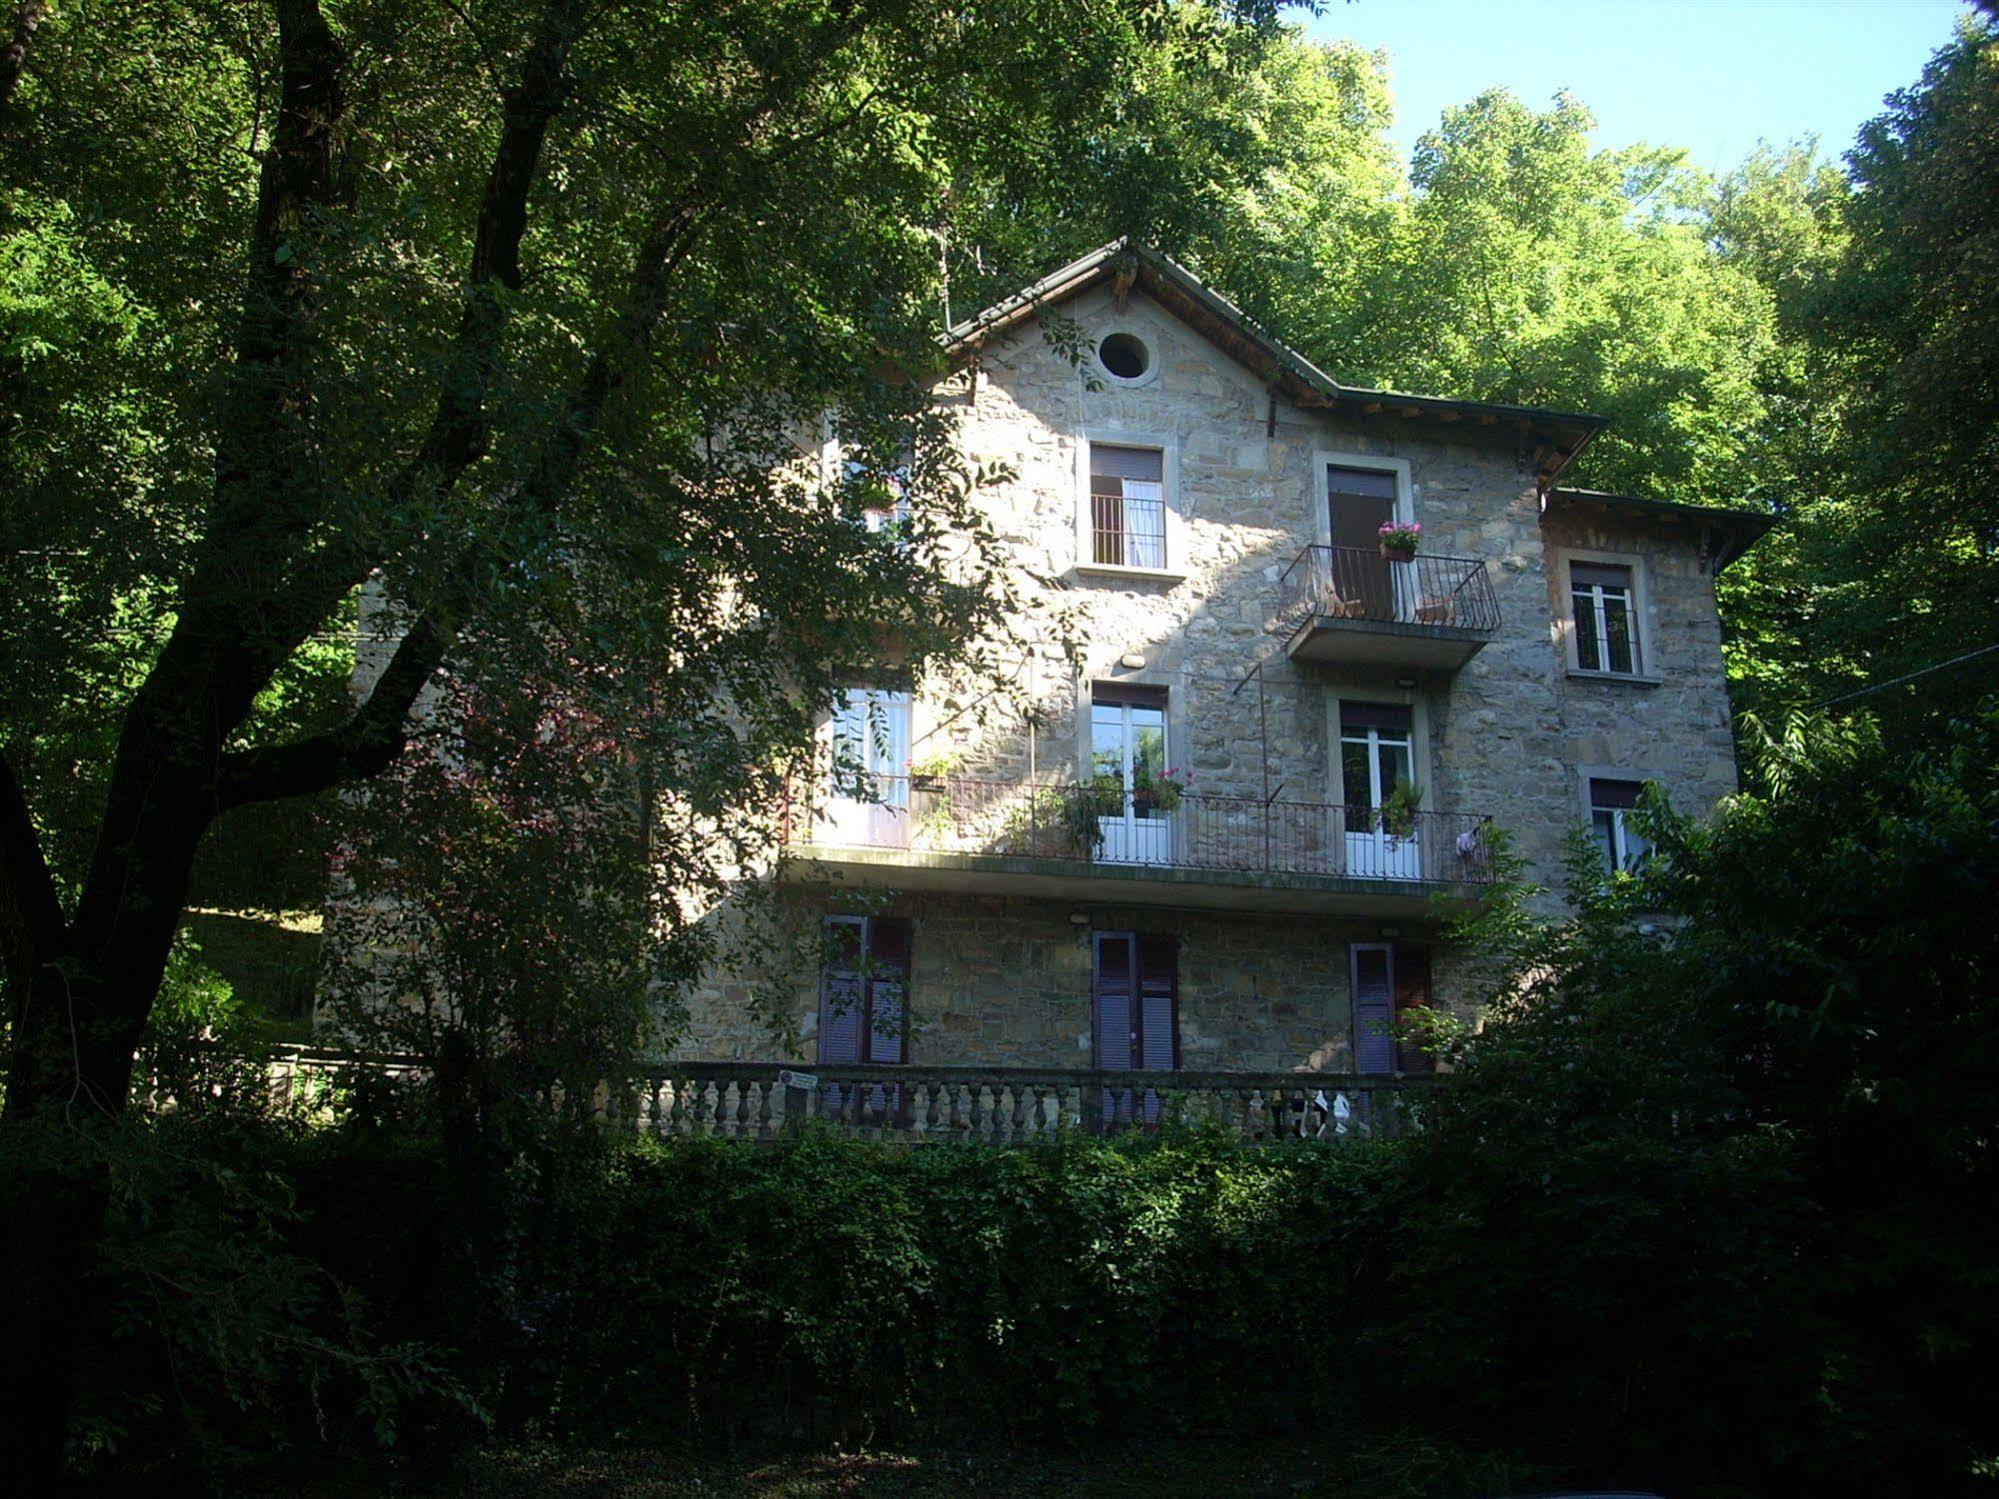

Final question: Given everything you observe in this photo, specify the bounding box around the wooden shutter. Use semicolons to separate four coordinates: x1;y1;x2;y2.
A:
1393;944;1434;1075
1092;932;1136;1070
817;919;866;1066
1137;934;1178;1072
1353;945;1395;1076
864;917;911;1064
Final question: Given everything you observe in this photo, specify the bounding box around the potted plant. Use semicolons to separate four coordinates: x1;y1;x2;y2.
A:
1377;520;1422;562
1063;773;1126;857
1132;765;1187;814
907;748;960;794
1379;781;1423;839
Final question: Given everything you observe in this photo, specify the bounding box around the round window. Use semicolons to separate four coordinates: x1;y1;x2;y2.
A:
1097;332;1151;381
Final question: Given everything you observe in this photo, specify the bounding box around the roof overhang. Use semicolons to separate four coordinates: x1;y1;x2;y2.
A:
1543;487;1777;572
941;239;1611;489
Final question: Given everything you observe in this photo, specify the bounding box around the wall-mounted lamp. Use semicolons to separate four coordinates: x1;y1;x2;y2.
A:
1395;676;1418;690
1120;652;1146;670
1068;912;1091;926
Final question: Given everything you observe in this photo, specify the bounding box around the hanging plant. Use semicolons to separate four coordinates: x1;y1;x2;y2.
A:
1377;520;1422;562
1379;781;1423;839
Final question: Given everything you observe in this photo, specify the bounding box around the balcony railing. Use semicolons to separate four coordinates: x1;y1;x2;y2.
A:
1279;544;1500;632
621;1062;1436;1143
785;774;1495;889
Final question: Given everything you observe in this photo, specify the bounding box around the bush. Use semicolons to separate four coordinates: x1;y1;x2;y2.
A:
290;1124;1406;1451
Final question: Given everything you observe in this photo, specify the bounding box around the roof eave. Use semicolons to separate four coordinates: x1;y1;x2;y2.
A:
1544;487;1778;571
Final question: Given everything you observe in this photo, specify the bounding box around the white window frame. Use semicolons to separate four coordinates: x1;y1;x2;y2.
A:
1325;688;1431;810
1075;431;1184;581
1556;549;1659;682
1577;766;1656;874
827;686;914;801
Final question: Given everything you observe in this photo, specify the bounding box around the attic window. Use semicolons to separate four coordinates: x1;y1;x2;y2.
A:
1097;332;1151;382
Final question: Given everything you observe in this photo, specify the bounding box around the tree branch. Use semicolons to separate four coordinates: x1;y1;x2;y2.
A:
0;0;45;137
216;202;708;811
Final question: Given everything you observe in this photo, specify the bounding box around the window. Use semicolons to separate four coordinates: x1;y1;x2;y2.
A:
1093;930;1177;1127
1090;684;1170;866
1097;332;1151;381
1089;444;1167;570
826;688;910;846
1589;777;1652;873
1339;700;1421;880
1351;943;1433;1076
818;915;911;1119
1571;561;1641;675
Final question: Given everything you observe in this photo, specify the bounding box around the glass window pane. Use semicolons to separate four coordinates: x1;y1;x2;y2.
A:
1603;593;1636;674
1341;739;1373;808
1378;739;1412;797
1619;815;1650;872
1592;809;1619;870
1574;588;1603;670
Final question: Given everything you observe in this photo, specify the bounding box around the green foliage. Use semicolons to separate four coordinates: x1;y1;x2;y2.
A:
290;1125;1404;1452
1395;703;1999;1494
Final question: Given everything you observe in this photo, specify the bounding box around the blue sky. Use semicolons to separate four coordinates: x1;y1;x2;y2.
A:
1298;0;1975;172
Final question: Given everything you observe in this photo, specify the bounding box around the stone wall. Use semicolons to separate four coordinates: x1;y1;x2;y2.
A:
677;285;1744;1060
675;887;1398;1074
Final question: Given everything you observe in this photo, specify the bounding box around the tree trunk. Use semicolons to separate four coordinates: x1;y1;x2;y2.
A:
1;807;199;1483
0;971;148;1484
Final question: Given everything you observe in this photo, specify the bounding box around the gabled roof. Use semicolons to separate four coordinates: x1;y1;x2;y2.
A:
1544;487;1776;572
942;239;1610;488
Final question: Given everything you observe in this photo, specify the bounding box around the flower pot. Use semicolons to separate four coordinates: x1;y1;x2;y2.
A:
1379;544;1417;564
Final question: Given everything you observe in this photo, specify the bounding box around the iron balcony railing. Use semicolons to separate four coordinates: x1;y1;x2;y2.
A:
784;774;1496;889
1277;544;1501;634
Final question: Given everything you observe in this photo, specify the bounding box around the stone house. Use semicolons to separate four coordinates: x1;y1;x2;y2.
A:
659;241;1770;1128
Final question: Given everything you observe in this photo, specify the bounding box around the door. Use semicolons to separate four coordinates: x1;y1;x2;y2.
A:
1340;700;1422;879
1351;943;1396;1076
827;688;910;846
817;916;911;1123
1091;686;1171;865
1327;465;1399;620
1093;931;1177;1127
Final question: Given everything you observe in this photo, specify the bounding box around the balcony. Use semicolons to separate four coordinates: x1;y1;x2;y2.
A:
1276;544;1500;671
781;775;1495;915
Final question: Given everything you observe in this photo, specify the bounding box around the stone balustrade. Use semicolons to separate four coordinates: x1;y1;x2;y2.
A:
618;1061;1439;1144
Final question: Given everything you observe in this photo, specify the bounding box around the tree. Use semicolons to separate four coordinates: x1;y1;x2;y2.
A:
0;0;1294;1473
1395;707;1999;1492
1717;11;1999;729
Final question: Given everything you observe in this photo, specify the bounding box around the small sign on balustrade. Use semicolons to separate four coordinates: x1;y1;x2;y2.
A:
778;1069;819;1091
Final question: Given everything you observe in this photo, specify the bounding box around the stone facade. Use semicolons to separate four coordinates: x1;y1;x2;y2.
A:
666;259;1755;1074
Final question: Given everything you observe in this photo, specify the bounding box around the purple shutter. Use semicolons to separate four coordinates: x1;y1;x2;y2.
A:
1353;946;1395;1076
864;917;910;1066
817;919;865;1119
1393;944;1435;1075
1137;934;1177;1071
1093;933;1136;1070
1137;934;1177;1127
1093;933;1136;1128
